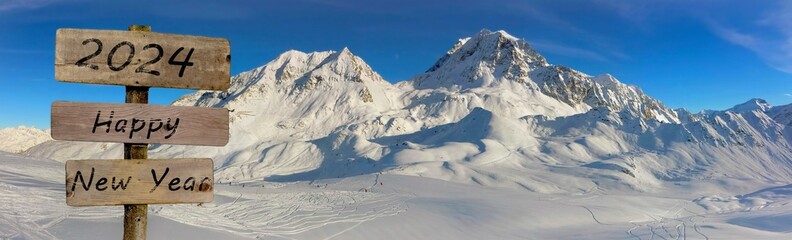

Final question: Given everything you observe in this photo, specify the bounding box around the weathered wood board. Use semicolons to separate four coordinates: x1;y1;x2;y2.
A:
55;28;230;90
51;101;229;146
65;158;214;206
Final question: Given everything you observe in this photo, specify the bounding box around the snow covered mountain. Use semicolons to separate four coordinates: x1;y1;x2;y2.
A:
0;126;50;153
729;98;773;113
24;30;792;195
767;102;792;127
403;30;679;124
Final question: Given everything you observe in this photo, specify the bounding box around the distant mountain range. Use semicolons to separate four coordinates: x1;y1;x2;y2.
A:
14;29;792;193
0;126;50;153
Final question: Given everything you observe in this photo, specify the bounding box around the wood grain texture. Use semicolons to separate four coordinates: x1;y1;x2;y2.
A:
125;25;150;240
66;158;214;206
51;101;229;146
123;85;149;240
55;28;230;90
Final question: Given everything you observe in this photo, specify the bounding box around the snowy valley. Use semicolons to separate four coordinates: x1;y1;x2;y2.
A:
2;29;792;239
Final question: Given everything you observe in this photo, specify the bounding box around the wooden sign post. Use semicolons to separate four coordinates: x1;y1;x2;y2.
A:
52;101;229;146
52;25;230;240
55;27;230;90
124;68;148;240
66;158;215;206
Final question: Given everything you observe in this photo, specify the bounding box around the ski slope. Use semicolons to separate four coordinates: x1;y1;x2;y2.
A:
2;151;792;239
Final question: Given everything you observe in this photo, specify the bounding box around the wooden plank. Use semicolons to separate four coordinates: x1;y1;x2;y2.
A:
51;101;229;146
55;28;230;90
65;158;214;206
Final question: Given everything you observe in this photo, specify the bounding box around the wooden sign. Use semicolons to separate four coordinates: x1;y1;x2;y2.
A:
66;158;214;206
55;28;230;90
51;101;229;146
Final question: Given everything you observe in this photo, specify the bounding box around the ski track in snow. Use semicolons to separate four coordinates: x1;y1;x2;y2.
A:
581;206;608;226
155;177;410;239
0;175;115;240
0;165;788;239
556;193;708;240
684;209;710;240
0;165;410;240
621;201;717;240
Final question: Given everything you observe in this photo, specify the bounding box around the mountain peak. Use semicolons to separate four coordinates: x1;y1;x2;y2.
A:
476;29;519;41
0;126;51;153
414;29;548;89
404;30;680;123
265;47;384;87
326;47;357;63
592;73;620;87
281;49;308;57
177;46;391;110
729;98;772;113
337;47;352;57
318;47;387;83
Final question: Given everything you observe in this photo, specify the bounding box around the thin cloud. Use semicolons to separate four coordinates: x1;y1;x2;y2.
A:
0;0;60;12
708;1;792;74
529;41;610;62
785;93;792;98
503;1;630;62
505;2;586;35
591;0;659;29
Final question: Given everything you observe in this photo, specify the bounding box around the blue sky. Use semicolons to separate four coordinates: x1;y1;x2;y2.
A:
0;0;790;129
